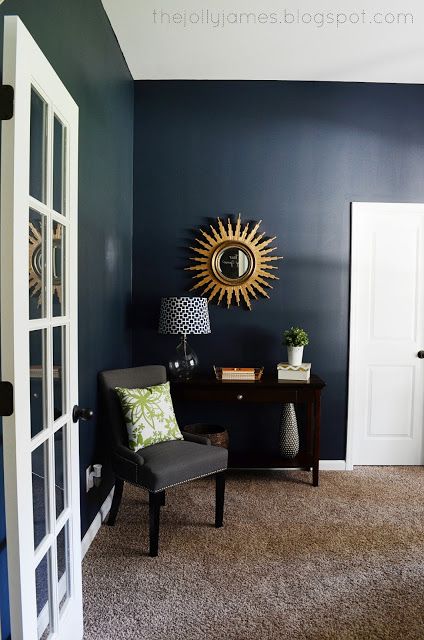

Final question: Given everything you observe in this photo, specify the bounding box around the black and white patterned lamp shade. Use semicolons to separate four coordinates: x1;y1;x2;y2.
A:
158;297;211;335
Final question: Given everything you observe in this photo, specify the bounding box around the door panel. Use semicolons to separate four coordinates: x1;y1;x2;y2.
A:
371;228;419;340
1;16;82;639
349;203;424;466
367;366;414;437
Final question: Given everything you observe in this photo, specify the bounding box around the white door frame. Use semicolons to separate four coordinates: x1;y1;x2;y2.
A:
347;201;424;469
1;16;82;639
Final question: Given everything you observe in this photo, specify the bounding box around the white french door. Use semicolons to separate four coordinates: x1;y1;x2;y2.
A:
348;202;424;466
1;16;82;639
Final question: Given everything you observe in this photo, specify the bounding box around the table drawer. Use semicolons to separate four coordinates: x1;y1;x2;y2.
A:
174;385;298;404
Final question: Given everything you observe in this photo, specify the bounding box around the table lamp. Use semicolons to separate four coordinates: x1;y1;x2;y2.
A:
158;297;211;380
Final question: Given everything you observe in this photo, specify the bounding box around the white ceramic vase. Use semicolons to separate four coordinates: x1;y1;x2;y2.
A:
287;346;303;366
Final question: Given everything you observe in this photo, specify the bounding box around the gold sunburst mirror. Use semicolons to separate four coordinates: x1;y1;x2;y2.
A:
186;215;282;309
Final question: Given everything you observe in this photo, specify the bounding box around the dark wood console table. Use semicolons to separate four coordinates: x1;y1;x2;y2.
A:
171;374;326;486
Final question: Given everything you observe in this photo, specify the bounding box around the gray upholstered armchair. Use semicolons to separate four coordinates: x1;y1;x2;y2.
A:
98;365;228;556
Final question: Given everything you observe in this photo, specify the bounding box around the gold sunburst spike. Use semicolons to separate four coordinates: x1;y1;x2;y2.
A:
193;280;214;299
234;215;242;239
208;283;223;303
256;236;277;251
246;283;258;299
246;220;262;242
185;262;208;272
195;237;214;251
240;221;250;240
226;287;234;308
217;217;228;240
257;270;279;281
260;258;280;265
251;232;265;246
260;246;278;256
190;246;210;257
240;286;252;309
200;228;216;246
227;218;234;239
217;287;226;306
210;223;221;242
190;275;213;290
251;280;270;298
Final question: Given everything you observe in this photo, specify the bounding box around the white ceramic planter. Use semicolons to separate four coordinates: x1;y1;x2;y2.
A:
287;346;304;366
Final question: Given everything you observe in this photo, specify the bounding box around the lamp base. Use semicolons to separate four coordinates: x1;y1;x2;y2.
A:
169;335;199;380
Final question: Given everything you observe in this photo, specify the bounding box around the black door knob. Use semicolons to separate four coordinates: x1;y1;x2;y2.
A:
72;405;94;423
418;351;424;359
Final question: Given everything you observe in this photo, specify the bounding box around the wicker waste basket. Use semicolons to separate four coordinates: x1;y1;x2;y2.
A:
183;423;229;449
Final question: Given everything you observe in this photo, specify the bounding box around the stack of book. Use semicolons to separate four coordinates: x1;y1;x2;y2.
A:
221;367;256;381
277;363;311;381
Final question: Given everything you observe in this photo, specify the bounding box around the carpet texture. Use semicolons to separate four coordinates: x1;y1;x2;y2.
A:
82;468;424;639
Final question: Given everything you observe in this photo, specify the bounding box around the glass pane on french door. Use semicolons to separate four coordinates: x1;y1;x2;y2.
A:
52;221;66;317
30;328;48;438
53;115;66;215
30;88;47;204
29;209;47;319
54;424;67;520
36;551;52;639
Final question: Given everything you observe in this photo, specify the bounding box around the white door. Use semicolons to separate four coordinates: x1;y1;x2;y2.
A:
348;202;424;466
1;16;82;639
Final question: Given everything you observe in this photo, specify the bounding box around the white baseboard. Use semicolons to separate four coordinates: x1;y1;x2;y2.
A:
232;460;348;471
319;460;348;471
81;487;115;560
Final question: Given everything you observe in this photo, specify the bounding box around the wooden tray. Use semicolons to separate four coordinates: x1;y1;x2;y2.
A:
213;366;264;381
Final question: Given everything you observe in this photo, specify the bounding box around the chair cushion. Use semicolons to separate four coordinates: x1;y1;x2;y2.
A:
115;382;183;452
136;440;228;492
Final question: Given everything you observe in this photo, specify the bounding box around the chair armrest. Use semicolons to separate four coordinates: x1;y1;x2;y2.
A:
181;431;211;446
115;443;145;465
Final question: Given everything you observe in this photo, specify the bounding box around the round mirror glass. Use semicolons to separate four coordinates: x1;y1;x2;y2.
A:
217;246;252;281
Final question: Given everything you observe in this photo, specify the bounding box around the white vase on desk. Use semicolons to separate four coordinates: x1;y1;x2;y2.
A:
287;346;303;366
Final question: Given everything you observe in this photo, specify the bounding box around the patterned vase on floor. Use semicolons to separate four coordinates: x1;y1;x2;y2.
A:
279;403;299;458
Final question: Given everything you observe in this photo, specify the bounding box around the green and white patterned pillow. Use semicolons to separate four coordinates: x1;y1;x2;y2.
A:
115;381;183;452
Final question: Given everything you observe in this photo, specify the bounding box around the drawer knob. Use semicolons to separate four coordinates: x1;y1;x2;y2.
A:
237;394;243;400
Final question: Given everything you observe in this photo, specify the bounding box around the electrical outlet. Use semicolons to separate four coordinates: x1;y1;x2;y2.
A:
86;466;94;493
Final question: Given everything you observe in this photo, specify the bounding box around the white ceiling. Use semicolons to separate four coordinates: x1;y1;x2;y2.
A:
102;0;424;83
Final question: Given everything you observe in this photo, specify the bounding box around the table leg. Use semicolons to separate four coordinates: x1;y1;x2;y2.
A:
313;391;321;486
306;400;313;461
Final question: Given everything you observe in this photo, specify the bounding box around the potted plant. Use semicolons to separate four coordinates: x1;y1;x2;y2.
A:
283;326;309;366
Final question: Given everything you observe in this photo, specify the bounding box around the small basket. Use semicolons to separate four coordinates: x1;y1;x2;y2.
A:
183;423;229;449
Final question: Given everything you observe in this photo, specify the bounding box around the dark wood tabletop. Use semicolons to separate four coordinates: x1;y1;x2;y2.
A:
171;373;326;389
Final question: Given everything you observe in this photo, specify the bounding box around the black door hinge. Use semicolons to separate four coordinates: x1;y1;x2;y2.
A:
0;381;14;416
0;85;14;120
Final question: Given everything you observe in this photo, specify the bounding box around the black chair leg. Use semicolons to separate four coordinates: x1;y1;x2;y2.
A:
215;472;225;528
160;490;166;506
149;491;164;557
107;477;124;526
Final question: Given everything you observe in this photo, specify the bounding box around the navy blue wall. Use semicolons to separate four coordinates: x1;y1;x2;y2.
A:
0;2;133;635
133;80;424;461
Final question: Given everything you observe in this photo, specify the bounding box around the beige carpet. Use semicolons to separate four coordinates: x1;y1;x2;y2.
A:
82;467;424;640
